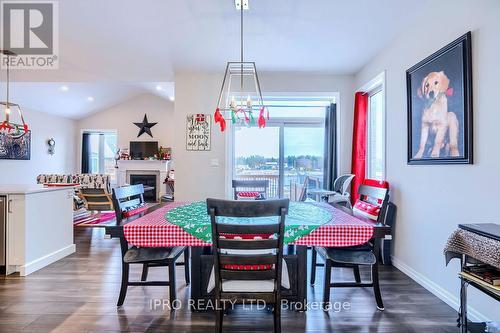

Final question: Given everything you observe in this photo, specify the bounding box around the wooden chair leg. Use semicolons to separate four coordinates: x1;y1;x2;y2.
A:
380;240;386;265
353;265;361;283
322;259;332;310
168;261;177;306
372;262;384;310
310;247;317;286
184;247;191;285
117;262;129;306
215;308;223;333
141;263;149;281
273;299;281;333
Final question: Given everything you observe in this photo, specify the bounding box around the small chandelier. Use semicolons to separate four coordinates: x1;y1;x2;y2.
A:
214;0;268;132
0;50;29;137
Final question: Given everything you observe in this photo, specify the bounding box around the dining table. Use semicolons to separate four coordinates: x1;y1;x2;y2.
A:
105;200;391;310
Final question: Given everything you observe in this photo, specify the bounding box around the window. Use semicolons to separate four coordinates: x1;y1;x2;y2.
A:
232;97;332;198
367;88;385;180
82;131;117;183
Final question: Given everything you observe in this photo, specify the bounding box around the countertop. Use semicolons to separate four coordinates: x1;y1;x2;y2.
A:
0;184;77;195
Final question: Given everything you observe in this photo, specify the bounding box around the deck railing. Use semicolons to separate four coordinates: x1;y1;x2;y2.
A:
234;173;323;199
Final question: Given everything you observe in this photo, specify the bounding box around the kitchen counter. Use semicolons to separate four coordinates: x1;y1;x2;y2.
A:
1;185;75;276
0;184;78;195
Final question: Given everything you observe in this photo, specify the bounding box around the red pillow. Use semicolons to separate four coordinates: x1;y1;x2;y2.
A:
353;200;381;221
361;179;390;205
219;233;274;270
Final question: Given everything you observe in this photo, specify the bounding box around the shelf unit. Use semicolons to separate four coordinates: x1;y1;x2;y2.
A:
459;256;500;333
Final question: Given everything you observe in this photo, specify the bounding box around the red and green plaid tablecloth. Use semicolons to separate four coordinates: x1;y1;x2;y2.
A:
123;201;375;248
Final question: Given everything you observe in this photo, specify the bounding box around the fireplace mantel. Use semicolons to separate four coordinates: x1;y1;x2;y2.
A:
117;160;171;200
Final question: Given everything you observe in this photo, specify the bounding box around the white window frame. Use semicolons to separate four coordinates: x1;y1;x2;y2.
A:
225;93;339;199
359;71;386;180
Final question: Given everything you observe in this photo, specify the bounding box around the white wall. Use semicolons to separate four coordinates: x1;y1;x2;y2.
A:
0;109;76;184
173;71;354;201
76;93;175;169
354;0;500;321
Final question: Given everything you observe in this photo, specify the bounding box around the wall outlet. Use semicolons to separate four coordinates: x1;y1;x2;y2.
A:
210;158;219;167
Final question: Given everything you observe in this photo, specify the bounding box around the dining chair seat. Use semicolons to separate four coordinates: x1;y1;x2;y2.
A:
124;246;184;264
316;246;376;266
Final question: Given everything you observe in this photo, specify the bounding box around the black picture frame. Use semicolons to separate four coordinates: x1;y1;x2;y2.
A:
406;32;473;165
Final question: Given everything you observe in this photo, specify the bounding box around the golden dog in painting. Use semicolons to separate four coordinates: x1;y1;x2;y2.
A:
414;71;459;159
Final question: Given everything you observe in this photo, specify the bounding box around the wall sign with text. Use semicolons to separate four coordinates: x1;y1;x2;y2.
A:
186;114;211;151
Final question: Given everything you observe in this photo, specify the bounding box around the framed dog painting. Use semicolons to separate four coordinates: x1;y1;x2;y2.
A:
406;32;473;165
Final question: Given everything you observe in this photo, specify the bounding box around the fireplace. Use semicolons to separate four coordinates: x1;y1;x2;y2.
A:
118;160;169;201
130;174;157;202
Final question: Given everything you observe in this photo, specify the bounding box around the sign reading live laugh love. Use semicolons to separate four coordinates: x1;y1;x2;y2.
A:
186;114;211;151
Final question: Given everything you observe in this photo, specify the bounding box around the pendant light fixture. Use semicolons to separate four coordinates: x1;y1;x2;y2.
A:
214;0;268;132
0;50;29;138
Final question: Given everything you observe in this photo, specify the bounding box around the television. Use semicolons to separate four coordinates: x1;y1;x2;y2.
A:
130;141;158;159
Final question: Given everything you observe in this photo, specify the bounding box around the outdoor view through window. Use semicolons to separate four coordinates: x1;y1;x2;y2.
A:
233;99;329;198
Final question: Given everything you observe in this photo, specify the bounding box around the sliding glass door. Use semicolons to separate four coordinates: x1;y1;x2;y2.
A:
234;126;280;198
283;125;324;198
232;98;331;199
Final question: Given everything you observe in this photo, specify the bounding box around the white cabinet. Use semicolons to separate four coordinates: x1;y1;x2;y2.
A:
2;186;75;276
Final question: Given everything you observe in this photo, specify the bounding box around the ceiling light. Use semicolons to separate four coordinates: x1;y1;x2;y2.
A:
214;0;267;132
87;96;94;102
60;85;69;92
0;49;29;137
156;85;163;91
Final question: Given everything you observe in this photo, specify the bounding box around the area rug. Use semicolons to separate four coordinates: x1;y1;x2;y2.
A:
73;211;116;227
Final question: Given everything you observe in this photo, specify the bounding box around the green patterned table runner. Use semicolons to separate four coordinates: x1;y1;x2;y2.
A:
165;201;332;244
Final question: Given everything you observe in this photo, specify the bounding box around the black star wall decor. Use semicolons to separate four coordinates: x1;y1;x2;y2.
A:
134;114;157;138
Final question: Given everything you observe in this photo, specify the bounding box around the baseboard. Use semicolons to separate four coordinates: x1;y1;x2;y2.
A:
391;255;489;323
19;244;76;276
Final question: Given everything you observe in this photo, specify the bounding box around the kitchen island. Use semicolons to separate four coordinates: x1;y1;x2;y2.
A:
0;185;75;276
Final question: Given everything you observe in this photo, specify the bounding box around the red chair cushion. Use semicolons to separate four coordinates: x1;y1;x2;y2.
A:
236;191;261;198
353;200;381;221
122;204;149;218
219;233;274;270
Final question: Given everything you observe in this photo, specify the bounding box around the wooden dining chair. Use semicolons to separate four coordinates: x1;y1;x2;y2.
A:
79;188;114;211
232;179;269;200
112;184;190;307
310;184;390;311
207;198;289;333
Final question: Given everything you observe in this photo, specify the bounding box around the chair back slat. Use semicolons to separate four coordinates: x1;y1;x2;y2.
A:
220;269;276;280
216;222;280;234
207;198;289;298
218;239;279;250
112;184;145;222
207;198;287;217
219;254;277;265
119;198;142;211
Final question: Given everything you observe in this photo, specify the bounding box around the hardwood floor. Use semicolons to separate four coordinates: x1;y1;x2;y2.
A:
0;228;459;332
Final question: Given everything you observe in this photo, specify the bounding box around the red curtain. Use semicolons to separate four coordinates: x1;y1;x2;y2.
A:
351;92;368;205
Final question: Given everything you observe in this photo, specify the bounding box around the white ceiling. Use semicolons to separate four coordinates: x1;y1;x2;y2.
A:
0;0;430;117
0;82;174;119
